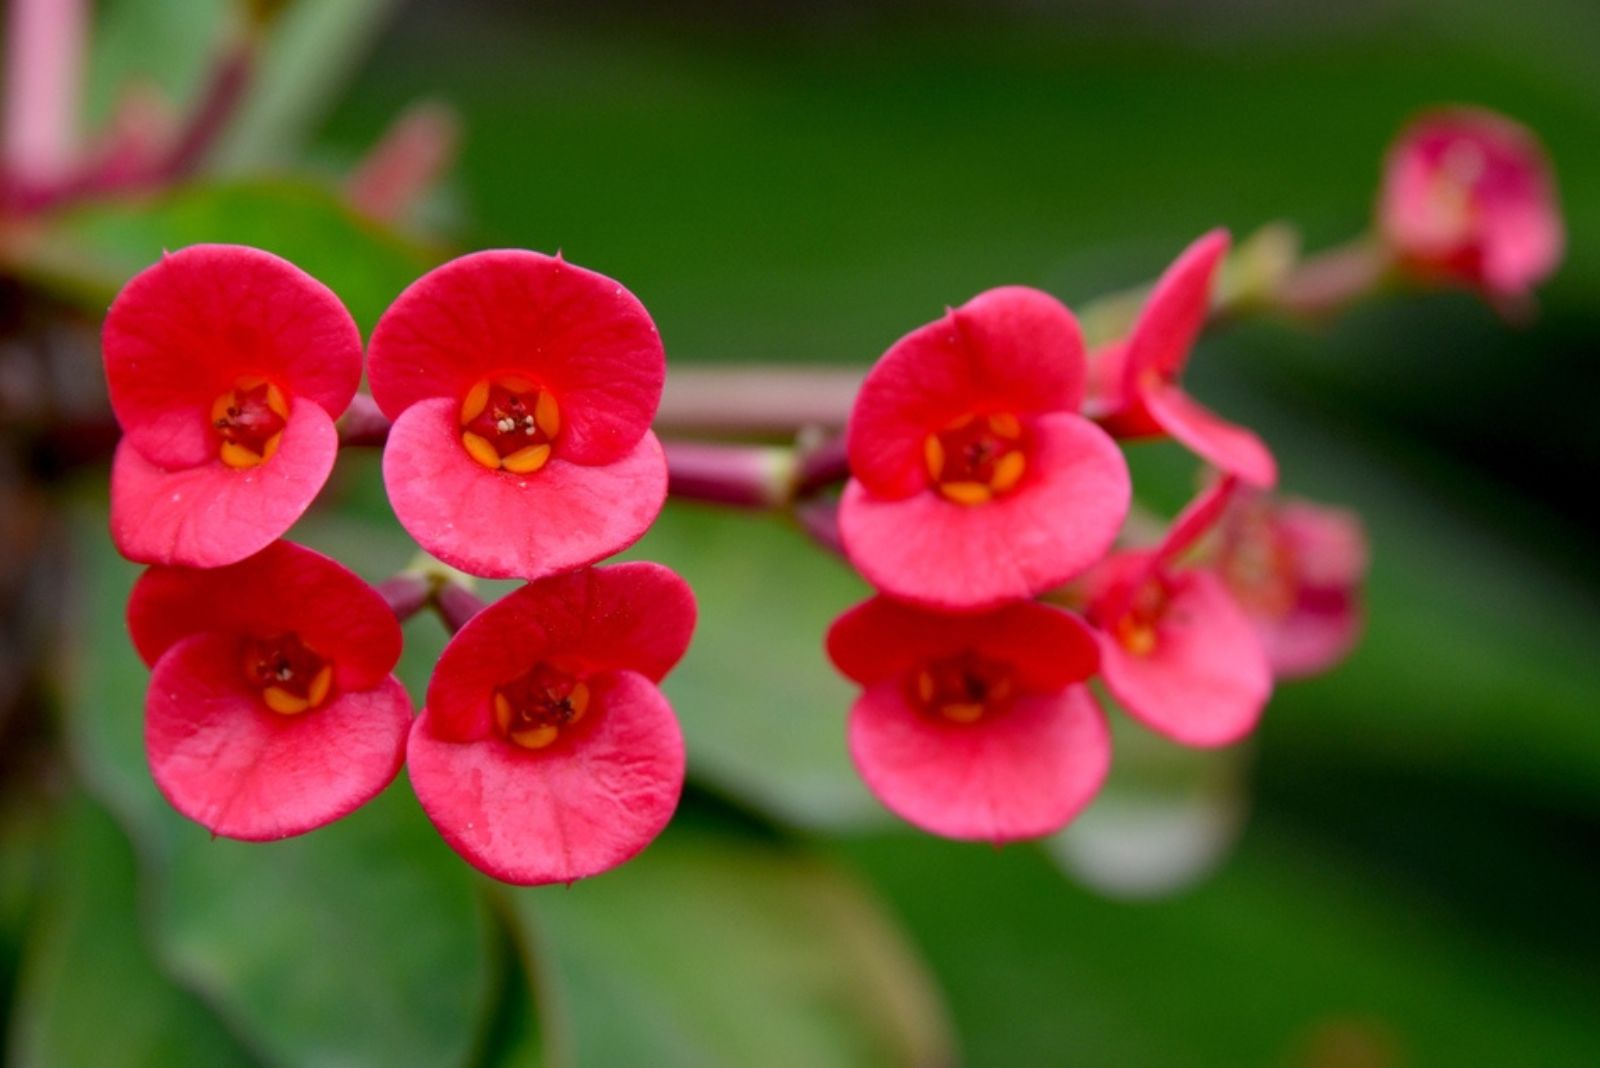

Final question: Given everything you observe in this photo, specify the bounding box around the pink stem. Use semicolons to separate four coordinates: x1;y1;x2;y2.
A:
795;497;845;557
1272;239;1392;318
375;573;432;622
1156;475;1238;568
434;582;487;634
2;0;87;190
338;393;392;446
663;439;796;508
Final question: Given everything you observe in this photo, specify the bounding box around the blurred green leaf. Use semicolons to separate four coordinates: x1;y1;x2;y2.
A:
62;508;495;1068
21;179;440;332
842;814;1600;1067
7;796;256;1068
626;505;884;831
508;830;951;1068
152;785;493;1068
83;0;232;129
216;0;402;169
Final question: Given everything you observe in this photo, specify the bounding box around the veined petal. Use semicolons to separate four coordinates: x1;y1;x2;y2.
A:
839;412;1129;611
110;399;338;568
847;286;1086;498
382;396;667;580
104;244;361;468
367;249;663;464
849;682;1109;843
146;634;410;841
1097;570;1271;747
408;671;684;885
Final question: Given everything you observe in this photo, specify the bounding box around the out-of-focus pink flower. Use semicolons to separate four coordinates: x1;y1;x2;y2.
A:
407;563;694;885
1085;480;1271;747
102;245;363;567
1379;107;1562;300
839;286;1130;611
1088;230;1277;489
367;250;668;580
1212;492;1368;679
127;541;412;840
827;596;1109;843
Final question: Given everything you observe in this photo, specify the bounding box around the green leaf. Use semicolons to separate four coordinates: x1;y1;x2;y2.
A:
82;0;232;129
843;815;1600;1067
625;505;885;830
21;178;441;332
7;795;256;1068
152;786;493;1068
506;830;952;1068
214;0;403;169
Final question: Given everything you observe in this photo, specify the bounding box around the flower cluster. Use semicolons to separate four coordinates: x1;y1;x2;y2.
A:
826;231;1364;842
103;103;1553;876
107;244;693;885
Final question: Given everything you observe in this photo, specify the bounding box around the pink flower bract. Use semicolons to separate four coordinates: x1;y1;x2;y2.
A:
407;562;695;885
839;286;1130;611
126;541;411;840
367;250;668;580
1086;482;1272;748
827;596;1109;843
1092;231;1277;489
103;245;362;567
1379;107;1563;300
1214;492;1368;679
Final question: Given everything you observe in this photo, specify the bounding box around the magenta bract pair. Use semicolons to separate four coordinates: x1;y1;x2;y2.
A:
106;245;694;886
827;234;1287;844
105;245;666;579
828;285;1127;841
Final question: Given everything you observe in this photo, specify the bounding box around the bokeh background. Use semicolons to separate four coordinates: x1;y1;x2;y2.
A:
3;0;1598;1065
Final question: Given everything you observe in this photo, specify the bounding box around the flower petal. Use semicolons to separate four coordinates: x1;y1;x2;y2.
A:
367;250;663;464
849;682;1109;843
1140;383;1277;489
826;596;1098;693
1121;229;1228;387
847;286;1086;498
839;412;1129;611
1097;570;1271;747
408;670;684;885
110;399;338;568
425;563;697;740
1252;593;1362;680
128;540;403;691
382;396;666;580
103;244;361;468
146;633;411;840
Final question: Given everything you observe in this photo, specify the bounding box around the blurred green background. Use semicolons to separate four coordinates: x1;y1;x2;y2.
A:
4;0;1599;1065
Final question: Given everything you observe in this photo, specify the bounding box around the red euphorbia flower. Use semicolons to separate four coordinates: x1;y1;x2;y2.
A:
838;286;1130;611
127;541;411;840
1213;492;1368;679
1088;231;1277;489
367;250;668;580
408;562;695;885
1379;107;1562;301
103;245;363;567
1085;479;1271;747
826;595;1109;842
